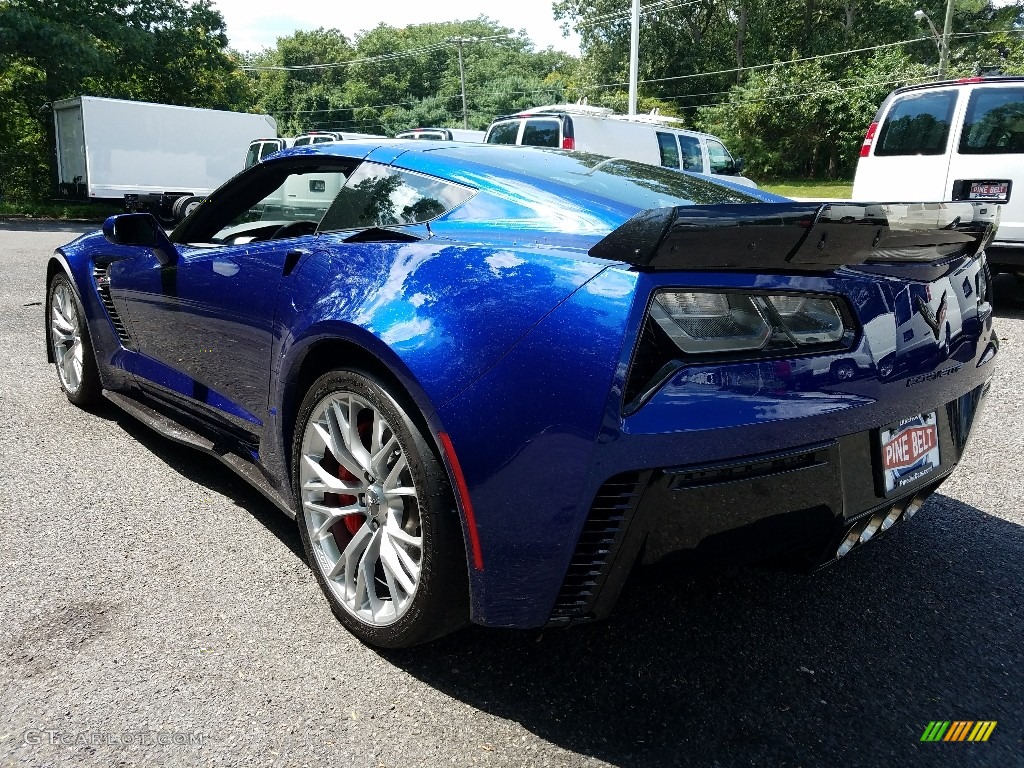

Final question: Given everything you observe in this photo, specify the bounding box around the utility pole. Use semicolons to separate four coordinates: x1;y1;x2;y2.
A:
452;38;469;129
628;0;640;114
939;0;954;79
447;34;509;128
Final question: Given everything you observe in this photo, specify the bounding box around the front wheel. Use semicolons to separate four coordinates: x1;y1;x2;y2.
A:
292;370;468;648
47;272;101;407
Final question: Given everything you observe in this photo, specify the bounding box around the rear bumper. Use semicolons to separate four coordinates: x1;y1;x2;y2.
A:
548;379;991;626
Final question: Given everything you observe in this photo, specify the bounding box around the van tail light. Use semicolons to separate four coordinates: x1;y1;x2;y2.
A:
561;136;575;150
859;122;878;157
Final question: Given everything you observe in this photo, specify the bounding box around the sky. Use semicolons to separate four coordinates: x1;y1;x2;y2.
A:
209;0;582;57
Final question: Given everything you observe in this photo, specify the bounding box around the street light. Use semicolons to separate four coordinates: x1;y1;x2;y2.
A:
914;9;941;53
914;0;955;79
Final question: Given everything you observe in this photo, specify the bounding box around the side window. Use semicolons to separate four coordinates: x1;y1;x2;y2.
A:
657;132;679;168
707;139;735;174
522;118;560;148
959;87;1024;154
318;163;476;231
243;143;260;170
294;137;311;147
486;120;521;145
678;135;702;171
259;141;281;160
875;91;958;156
312;136;333;144
208;167;352;242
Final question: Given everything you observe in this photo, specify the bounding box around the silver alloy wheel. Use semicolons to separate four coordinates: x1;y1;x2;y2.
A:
50;281;84;393
299;391;423;626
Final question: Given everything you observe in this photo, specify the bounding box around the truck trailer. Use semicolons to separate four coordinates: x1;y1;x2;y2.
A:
53;96;278;220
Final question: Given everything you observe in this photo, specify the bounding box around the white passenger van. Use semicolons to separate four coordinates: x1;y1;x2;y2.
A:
244;131;384;170
853;76;1024;275
483;104;757;187
395;127;486;142
244;137;291;169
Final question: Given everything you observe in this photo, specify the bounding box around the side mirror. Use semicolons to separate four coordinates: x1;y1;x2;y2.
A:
102;213;178;266
734;157;746;175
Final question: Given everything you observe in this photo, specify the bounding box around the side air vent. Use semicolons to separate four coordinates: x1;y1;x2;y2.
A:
550;472;644;621
92;262;131;345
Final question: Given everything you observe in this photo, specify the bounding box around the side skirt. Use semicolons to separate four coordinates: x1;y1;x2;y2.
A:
103;389;295;519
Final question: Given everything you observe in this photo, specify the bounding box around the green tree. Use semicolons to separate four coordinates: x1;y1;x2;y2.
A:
697;50;931;179
0;0;253;199
244;18;580;135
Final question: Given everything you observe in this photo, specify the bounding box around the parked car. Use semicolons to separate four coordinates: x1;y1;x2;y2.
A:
853;76;1024;276
395;127;486;142
46;141;997;647
484;103;757;186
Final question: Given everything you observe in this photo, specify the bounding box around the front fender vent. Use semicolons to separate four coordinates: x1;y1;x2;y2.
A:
549;472;644;621
92;262;131;345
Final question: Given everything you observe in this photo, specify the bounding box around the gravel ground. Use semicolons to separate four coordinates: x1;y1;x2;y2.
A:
1;221;1022;768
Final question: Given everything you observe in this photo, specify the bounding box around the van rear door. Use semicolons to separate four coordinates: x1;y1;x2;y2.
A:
946;84;1024;245
853;87;962;200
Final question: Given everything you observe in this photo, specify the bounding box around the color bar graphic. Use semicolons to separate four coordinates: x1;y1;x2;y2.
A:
920;721;996;742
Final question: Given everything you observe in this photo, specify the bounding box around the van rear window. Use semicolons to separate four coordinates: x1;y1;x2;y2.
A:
486;121;520;145
657;132;679;168
522;119;560;148
875;91;957;156
959;87;1024;154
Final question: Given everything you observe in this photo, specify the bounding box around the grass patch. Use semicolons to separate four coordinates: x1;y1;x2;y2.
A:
0;198;122;221
760;180;853;200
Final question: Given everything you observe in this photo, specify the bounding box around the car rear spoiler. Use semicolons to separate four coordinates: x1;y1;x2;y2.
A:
588;202;998;271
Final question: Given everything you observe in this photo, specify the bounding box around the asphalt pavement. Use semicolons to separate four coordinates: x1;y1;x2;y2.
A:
1;222;1022;768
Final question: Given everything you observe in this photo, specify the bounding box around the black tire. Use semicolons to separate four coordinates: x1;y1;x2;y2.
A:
172;195;203;221
47;271;102;408
292;369;469;648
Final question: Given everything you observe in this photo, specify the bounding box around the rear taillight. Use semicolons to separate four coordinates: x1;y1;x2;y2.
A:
859;122;878;157
957;77;984;83
649;291;848;355
561;136;575;150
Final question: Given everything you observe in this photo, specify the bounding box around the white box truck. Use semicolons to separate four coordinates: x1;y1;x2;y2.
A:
53;96;278;221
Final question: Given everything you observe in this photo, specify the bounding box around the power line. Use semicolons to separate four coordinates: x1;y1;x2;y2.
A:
576;0;704;30
240;34;515;72
241;42;451;71
270;85;567;117
683;75;937;111
585;36;933;89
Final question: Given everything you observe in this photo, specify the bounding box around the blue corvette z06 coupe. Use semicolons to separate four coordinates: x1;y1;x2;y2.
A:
46;142;999;647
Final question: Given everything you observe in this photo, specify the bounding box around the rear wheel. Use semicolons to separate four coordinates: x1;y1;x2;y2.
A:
47;272;101;407
292;370;468;647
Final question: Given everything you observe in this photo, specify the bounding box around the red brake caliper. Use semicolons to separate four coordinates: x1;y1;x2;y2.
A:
319;411;373;543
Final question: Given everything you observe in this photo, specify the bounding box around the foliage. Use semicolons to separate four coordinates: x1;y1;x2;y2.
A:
0;0;252;201
243;18;580;135
5;0;1024;210
698;50;932;179
555;0;1024;179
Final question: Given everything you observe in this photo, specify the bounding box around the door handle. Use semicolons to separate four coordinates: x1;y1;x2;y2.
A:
283;249;305;277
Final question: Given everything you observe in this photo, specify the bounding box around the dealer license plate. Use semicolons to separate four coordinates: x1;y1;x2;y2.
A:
968;181;1009;201
879;411;941;494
